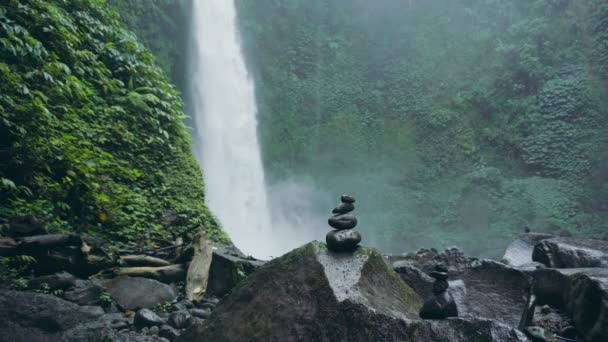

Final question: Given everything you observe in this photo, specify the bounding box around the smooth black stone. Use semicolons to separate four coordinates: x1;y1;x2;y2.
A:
168;311;192;329
332;202;355;215
419;291;458;319
341;195;356;203
326;229;361;252
430;271;448;281
328;214;357;230
432;279;449;295
435;264;448;273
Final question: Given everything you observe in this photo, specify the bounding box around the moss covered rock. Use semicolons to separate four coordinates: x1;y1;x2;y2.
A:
180;242;526;341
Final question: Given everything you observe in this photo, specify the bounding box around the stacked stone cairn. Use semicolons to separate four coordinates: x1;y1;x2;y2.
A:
419;264;458;319
326;195;362;252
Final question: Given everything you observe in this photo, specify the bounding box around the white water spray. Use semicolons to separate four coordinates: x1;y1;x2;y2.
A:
189;0;272;258
189;0;327;259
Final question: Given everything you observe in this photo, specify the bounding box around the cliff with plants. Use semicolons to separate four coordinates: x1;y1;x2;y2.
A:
0;0;226;246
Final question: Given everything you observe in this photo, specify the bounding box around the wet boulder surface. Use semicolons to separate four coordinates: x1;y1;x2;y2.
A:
179;242;526;342
533;237;608;268
502;233;555;267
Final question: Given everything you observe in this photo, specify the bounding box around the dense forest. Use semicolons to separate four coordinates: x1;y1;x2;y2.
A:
235;0;608;256
0;0;226;247
2;0;608;257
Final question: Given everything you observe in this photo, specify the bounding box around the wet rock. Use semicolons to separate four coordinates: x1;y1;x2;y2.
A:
28;271;78;290
501;233;555;267
533;268;608;342
168;311;192;329
0;237;17;256
332;202;355;214
532;237;608;268
8;215;47;237
450;260;530;327
159;324;181;341
121;255;171;267
0;290;104;341
388;247;476;276
328;214;358;230
326;229;361;252
102;276;177;310
64;281;105;306
135;309;165;327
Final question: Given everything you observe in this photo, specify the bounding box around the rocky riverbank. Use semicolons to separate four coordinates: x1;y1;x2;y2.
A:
1;227;607;341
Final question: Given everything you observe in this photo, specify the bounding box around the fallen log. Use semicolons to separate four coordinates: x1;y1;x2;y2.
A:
186;234;213;302
120;255;171;267
112;264;186;283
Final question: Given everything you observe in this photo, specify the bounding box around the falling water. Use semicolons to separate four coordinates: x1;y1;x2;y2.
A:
189;0;273;258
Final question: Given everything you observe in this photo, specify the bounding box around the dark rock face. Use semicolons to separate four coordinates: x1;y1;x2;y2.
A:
532;237;608;268
326;229;362;252
206;248;265;298
389;247;476;276
179;242;525;342
501;233;555;267
533;268;608;342
0;290;104;341
102;276;177;310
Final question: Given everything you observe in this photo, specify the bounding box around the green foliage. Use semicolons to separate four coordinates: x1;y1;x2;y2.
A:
0;0;227;247
98;291;114;307
0;255;36;289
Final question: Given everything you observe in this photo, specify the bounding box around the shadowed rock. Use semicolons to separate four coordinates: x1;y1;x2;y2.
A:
533;268;608;342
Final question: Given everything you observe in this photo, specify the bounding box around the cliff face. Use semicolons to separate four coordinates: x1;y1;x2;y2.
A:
0;0;226;245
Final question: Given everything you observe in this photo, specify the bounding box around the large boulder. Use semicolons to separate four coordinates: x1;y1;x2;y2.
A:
179;242;526;342
533;268;608;342
502;233;555;267
206;248;265;297
0;290;104;341
101;276;177;311
532;237;608;268
449;260;531;328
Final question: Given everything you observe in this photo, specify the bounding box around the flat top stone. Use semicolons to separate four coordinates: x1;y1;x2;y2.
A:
102;276;176;311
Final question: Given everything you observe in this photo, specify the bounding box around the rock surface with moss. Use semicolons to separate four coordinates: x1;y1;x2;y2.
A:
0;0;227;247
179;242;526;342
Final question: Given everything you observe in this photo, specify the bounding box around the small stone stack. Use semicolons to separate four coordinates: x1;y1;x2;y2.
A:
326;195;362;252
419;264;458;319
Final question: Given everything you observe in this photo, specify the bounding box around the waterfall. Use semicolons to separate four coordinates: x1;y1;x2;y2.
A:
189;0;272;258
